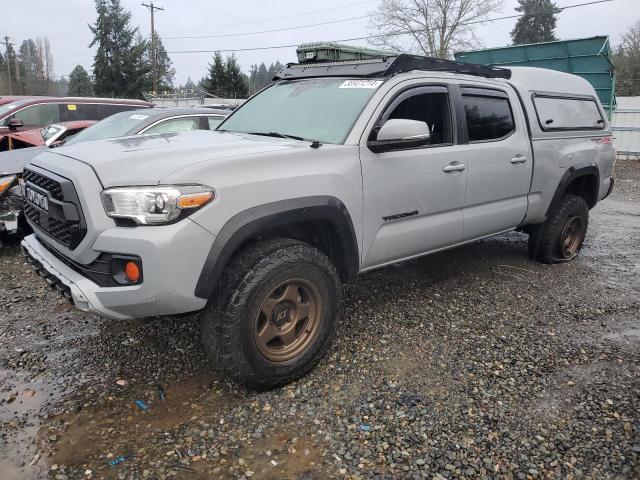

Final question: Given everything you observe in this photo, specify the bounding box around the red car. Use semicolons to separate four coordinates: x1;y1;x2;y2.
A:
0;96;152;151
0;120;96;150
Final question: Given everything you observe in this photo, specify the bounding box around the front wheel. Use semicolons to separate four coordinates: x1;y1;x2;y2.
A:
528;194;589;264
200;238;342;390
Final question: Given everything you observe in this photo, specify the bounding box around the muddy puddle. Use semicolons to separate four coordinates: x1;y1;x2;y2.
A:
41;373;326;478
0;368;63;479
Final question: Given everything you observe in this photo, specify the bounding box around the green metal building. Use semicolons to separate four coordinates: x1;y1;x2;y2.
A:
454;36;616;118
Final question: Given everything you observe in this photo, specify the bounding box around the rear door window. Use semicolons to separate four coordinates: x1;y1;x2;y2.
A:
533;96;604;130
7;103;60;127
143;116;201;134
62;103;100;121
462;92;515;142
62;103;147;121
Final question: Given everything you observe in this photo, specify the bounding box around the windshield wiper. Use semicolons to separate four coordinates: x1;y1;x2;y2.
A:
247;131;306;142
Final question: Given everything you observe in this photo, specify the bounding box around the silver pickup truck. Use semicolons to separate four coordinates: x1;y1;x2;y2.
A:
20;54;615;389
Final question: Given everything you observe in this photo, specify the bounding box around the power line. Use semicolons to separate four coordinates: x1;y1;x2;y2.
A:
166;0;614;54
164;14;369;40
50;0;615;76
160;0;378;35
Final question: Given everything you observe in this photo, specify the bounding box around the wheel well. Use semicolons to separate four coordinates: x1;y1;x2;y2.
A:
194;197;360;300
565;174;598;208
232;219;355;282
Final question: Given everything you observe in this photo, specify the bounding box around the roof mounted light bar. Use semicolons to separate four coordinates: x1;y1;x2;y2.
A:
274;53;512;81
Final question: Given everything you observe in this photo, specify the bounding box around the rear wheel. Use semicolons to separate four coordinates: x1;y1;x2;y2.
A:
200;238;342;390
528;194;589;264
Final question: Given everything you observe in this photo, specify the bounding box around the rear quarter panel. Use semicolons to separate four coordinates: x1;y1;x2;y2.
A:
508;69;615;223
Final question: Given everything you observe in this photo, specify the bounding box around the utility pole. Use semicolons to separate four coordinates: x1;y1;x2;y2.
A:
2;36;13;95
141;2;164;94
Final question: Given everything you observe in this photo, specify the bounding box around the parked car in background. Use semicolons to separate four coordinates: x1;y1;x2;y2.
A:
1;120;96;150
0;96;153;151
0;107;228;244
61;106;229;146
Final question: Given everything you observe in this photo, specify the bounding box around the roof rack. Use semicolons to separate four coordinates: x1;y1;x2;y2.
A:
274;53;511;81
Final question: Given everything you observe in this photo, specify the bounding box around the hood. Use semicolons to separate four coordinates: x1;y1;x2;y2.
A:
0;146;47;175
30;130;304;187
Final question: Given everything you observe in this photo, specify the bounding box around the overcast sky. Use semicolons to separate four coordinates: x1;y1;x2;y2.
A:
2;0;638;86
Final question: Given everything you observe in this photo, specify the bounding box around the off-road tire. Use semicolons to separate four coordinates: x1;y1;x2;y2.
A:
528;194;589;264
200;238;342;390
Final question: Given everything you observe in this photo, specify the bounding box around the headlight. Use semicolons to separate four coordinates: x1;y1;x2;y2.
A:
0;175;17;198
101;185;214;225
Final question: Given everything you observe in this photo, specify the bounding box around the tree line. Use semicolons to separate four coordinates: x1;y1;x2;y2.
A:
0;37;67;96
3;0;638;98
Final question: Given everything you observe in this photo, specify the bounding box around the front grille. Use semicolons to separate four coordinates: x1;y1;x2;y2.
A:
24;203;39;224
23;169;64;201
23;168;87;249
48;217;72;245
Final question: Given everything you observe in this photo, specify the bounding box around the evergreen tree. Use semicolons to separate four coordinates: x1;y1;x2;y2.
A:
511;0;561;45
182;77;196;93
146;32;175;92
2;42;18;95
90;0;148;98
257;62;269;87
204;52;227;96
68;65;94;96
225;54;249;98
248;63;259;93
123;34;152;97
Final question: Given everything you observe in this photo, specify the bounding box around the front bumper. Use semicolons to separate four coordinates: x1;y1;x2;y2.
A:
21;219;216;320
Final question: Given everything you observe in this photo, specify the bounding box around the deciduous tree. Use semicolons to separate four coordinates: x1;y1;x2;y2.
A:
613;21;640;96
368;0;503;58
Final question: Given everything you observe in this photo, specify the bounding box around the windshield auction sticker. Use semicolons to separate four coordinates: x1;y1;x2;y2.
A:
339;80;384;89
129;114;149;120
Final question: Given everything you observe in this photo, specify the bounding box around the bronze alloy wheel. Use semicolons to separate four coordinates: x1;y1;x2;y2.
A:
560;215;584;259
254;279;322;362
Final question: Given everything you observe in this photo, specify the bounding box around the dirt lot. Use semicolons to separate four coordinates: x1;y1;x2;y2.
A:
1;161;639;480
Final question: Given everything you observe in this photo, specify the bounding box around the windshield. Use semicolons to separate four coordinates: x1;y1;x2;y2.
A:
65;111;151;145
219;78;382;144
0;100;29;120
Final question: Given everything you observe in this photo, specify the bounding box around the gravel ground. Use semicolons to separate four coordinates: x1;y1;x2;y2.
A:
1;161;639;480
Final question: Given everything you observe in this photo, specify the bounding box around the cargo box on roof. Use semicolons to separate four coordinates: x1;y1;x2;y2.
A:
296;42;396;63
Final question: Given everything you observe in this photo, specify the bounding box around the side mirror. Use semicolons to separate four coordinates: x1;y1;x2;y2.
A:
8;118;24;130
368;119;430;153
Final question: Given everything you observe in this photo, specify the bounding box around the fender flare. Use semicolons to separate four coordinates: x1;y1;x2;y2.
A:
194;195;359;300
545;164;600;217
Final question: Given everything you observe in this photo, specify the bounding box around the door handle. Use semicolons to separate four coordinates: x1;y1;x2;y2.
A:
443;162;466;173
510;155;527;164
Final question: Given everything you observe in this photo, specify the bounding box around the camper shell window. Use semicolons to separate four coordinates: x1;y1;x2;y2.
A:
533;94;605;131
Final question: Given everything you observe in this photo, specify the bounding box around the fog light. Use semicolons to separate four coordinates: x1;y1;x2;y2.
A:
125;261;140;283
